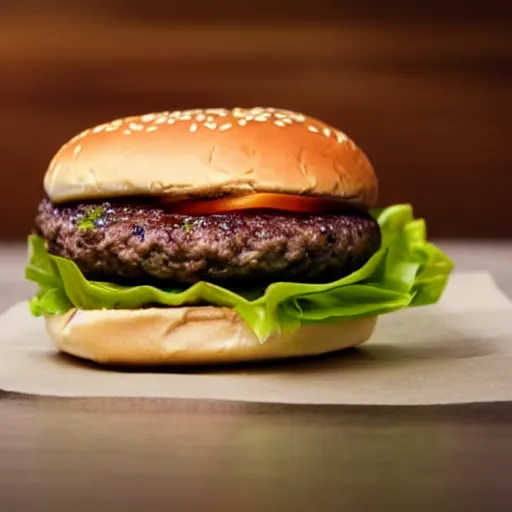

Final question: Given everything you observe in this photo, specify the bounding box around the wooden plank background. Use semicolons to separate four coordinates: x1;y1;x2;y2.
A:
1;1;511;239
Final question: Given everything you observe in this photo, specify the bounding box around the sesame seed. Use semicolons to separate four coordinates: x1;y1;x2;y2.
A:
323;127;332;137
92;124;106;134
233;110;244;118
124;130;132;135
335;130;348;143
219;123;232;131
274;121;286;127
180;115;192;121
255;115;268;122
190;123;198;133
274;113;286;119
282;118;293;124
167;118;176;124
73;145;81;156
129;122;143;131
204;122;217;130
206;108;228;115
147;126;158;132
245;116;254;121
293;114;306;122
238;119;247;126
141;114;156;122
196;114;206;122
308;125;319;133
154;116;167;124
105;126;117;132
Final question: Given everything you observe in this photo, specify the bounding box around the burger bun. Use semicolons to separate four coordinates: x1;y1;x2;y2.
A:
44;107;378;208
44;307;377;366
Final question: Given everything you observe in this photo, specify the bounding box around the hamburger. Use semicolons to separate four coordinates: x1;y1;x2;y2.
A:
26;107;453;365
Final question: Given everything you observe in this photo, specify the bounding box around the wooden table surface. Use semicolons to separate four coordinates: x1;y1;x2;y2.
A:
1;241;512;511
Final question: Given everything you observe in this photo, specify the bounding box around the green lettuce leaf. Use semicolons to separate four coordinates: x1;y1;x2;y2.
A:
25;204;454;340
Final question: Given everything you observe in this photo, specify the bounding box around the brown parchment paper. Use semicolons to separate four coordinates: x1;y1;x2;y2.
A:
1;272;511;405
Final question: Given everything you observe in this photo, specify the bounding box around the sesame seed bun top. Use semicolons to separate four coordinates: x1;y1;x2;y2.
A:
43;107;378;208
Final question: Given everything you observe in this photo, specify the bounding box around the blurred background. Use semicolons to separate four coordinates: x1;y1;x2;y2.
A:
1;1;511;240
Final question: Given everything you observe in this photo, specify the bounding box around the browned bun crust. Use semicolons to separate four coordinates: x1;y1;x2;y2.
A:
44;307;377;366
43;107;378;208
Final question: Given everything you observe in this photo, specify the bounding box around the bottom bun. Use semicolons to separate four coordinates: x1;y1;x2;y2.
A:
44;306;378;366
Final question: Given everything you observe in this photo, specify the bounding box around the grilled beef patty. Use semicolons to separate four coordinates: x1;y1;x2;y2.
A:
35;198;381;288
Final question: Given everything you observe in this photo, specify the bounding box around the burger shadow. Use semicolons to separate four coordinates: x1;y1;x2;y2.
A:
49;312;496;375
49;347;375;376
50;347;367;373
